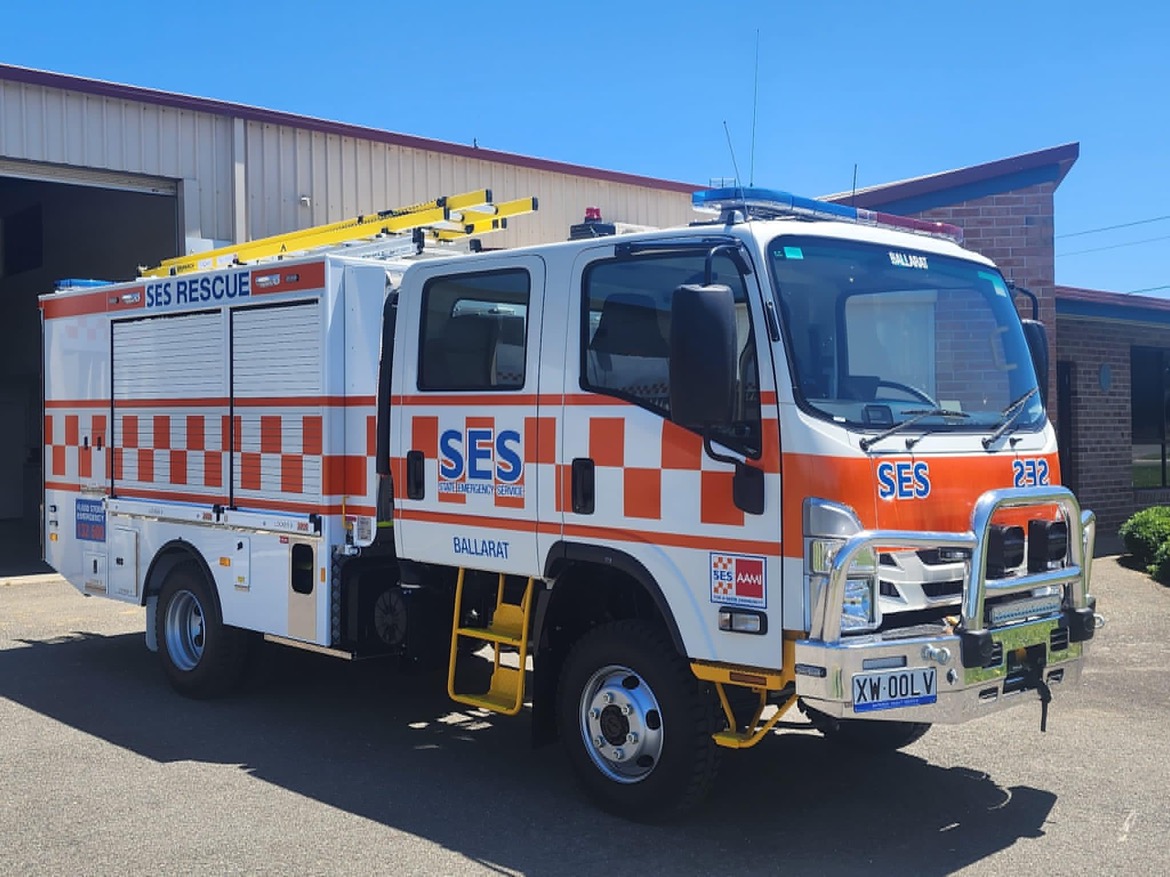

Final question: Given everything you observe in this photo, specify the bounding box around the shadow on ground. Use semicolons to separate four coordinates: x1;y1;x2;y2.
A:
0;630;1056;875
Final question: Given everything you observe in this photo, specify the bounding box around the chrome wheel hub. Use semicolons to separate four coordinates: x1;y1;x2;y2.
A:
579;664;664;784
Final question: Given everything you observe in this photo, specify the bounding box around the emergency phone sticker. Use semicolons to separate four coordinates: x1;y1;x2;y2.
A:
710;553;767;609
75;499;106;542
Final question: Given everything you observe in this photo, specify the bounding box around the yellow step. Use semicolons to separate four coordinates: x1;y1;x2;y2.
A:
455;603;526;645
449;665;525;716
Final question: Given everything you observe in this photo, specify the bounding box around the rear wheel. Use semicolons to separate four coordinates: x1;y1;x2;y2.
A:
156;564;249;698
803;702;930;752
556;620;721;821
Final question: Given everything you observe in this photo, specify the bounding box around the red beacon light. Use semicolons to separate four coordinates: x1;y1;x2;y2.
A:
583;206;603;222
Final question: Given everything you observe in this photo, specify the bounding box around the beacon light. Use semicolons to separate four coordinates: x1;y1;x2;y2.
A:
692;186;964;244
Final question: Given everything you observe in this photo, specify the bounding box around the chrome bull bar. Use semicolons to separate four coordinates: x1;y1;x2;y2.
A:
811;486;1095;645
796;487;1098;725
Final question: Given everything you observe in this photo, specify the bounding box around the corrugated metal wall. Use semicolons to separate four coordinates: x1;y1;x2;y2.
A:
0;75;695;253
0;78;235;241
242;121;695;248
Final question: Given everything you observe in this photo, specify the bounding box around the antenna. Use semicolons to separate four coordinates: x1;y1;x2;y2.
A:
749;29;760;186
723;121;743;190
851;163;858;207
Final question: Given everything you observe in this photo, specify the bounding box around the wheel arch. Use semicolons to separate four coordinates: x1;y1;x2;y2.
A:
531;541;688;746
141;539;218;607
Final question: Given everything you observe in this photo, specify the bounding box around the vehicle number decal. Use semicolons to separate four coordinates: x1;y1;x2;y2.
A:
1012;458;1050;488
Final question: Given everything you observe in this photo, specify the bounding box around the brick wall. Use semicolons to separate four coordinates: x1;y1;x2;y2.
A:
911;183;1058;417
1057;315;1170;529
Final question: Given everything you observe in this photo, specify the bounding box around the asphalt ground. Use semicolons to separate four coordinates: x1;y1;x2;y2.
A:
1;554;1167;876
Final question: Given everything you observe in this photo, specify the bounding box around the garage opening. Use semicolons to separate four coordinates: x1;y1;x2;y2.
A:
0;174;178;575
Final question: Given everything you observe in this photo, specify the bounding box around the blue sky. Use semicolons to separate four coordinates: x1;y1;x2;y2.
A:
2;1;1166;295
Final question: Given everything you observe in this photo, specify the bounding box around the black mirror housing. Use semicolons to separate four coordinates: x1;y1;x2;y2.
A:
669;283;736;428
1021;318;1049;407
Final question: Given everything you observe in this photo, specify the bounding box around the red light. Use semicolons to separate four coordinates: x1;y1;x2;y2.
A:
584;207;602;222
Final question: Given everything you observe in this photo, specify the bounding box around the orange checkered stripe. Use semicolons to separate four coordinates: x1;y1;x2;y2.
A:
44;410;108;485
559;416;780;528
45;402;378;517
391;409;781;527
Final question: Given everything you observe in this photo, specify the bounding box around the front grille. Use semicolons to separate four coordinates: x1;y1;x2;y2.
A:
921;580;963;599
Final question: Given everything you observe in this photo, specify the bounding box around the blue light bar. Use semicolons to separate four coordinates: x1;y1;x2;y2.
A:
692;186;964;244
55;278;112;290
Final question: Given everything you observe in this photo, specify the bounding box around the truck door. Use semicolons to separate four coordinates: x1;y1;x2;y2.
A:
393;256;547;577
560;244;784;668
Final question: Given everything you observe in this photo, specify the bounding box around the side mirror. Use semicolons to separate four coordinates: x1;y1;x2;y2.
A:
1021;319;1049;407
669;283;736;427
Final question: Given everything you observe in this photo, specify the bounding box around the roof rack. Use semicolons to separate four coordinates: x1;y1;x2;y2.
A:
140;189;538;277
692;186;964;244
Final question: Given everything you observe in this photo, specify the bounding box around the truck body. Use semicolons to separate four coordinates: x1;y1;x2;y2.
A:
41;187;1099;818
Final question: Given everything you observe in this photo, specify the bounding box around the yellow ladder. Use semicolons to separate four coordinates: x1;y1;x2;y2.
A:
140;190;538;277
447;569;535;716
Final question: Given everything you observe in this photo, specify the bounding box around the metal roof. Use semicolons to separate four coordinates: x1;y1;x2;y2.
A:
0;62;699;195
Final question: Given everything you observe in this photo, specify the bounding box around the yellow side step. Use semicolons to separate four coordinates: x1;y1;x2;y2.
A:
447;570;535;716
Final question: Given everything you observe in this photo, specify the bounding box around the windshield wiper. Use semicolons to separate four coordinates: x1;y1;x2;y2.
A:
982;387;1040;449
859;408;970;452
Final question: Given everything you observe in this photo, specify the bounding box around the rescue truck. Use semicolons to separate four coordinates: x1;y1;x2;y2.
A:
41;185;1102;819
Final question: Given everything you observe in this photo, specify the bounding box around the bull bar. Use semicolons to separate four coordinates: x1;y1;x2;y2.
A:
795;486;1098;724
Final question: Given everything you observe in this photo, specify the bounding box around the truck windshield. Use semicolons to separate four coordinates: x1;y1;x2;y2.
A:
769;236;1044;432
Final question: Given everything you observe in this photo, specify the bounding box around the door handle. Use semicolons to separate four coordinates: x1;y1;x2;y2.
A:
571;457;595;515
406;450;425;500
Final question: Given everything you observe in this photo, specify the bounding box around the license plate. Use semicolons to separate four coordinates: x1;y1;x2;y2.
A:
852;667;937;713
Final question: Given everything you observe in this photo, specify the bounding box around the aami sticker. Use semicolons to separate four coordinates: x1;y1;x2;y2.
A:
710;553;767;609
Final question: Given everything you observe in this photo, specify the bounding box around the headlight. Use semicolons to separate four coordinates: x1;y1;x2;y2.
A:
804;499;881;633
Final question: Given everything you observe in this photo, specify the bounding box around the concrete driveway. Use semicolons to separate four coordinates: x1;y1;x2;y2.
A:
1;551;1166;875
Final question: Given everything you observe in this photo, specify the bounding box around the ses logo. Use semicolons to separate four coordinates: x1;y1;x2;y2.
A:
710;553;767;609
439;427;524;498
877;460;931;500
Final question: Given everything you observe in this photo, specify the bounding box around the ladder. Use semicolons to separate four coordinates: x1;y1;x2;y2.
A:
140;189;539;277
447;569;535;716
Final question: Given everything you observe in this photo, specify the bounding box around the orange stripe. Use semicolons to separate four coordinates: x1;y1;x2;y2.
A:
114;485;373;517
115;486;226;505
45;480;83;492
47;395;376;409
251;261;325;295
45;399;111;409
41;286;146;319
395;508;781;556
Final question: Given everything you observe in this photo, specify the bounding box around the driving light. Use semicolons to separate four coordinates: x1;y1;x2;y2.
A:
987;524;1025;577
1027;519;1069;572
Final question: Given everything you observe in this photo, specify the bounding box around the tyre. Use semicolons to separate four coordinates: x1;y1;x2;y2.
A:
556;620;722;820
155;563;250;698
802;702;930;752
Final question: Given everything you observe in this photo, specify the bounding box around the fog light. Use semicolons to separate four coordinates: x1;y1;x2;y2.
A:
841;578;875;630
717;608;767;634
1027;519;1069;572
987;524;1025;577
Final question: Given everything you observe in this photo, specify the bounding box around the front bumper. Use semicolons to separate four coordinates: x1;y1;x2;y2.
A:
795;486;1098;724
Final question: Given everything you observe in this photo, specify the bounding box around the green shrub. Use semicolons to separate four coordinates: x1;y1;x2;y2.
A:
1149;540;1170;585
1119;505;1170;567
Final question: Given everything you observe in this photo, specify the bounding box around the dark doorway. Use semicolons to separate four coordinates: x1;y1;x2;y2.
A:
0;175;178;575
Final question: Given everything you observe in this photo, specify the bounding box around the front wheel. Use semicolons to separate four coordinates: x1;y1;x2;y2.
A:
156;564;250;698
556;620;722;821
